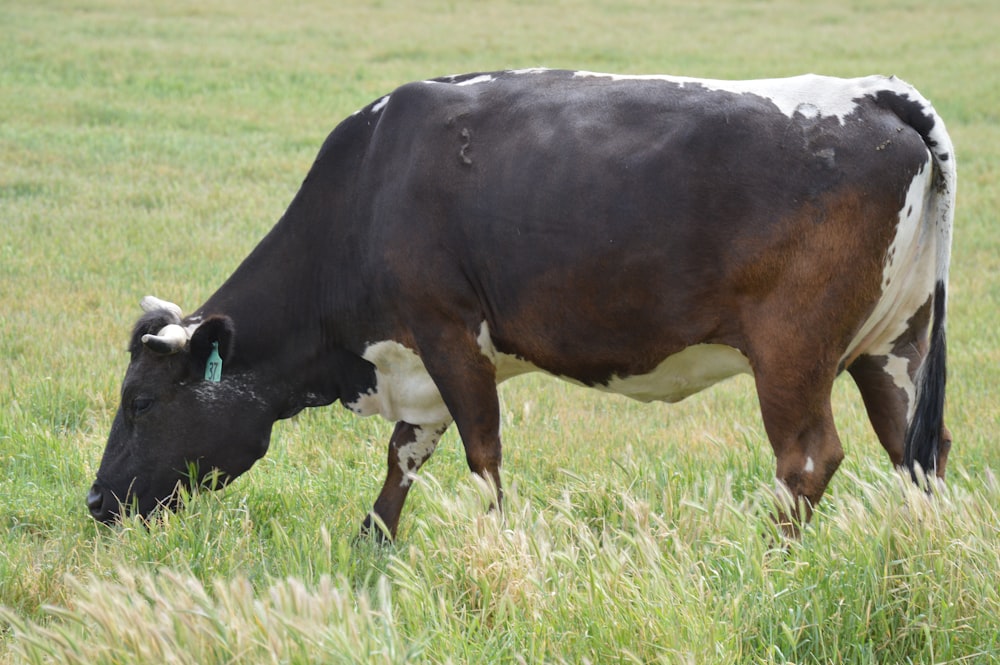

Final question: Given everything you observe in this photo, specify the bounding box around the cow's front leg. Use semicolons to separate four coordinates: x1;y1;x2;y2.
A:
362;420;450;540
415;324;504;513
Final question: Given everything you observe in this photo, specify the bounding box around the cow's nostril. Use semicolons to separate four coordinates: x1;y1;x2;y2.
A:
86;485;105;515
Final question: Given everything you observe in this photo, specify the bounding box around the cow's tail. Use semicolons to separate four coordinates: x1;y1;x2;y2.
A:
888;80;957;485
903;280;948;486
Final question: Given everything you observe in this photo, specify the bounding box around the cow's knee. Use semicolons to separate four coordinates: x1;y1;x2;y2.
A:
775;440;844;506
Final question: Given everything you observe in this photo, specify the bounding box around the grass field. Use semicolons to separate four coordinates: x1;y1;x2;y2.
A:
3;0;1000;662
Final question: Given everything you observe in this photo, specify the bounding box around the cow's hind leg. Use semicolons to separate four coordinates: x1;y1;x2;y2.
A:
752;363;845;536
848;354;909;467
362;420;450;540
849;352;952;480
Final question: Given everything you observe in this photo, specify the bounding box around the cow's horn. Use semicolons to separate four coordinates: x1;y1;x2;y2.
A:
141;323;189;354
140;295;183;319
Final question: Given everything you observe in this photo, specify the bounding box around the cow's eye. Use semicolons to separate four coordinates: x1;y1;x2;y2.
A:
132;396;154;416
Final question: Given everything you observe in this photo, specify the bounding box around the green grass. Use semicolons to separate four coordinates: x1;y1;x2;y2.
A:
3;0;1000;662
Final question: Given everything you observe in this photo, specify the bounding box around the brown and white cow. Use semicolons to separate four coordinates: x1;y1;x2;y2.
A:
88;69;955;538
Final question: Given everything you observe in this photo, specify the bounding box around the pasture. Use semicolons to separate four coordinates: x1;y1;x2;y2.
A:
2;0;999;662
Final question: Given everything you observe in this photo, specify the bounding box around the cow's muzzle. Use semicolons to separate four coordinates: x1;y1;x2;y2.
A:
86;482;121;524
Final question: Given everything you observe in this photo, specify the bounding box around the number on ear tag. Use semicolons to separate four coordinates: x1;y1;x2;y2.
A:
205;341;223;382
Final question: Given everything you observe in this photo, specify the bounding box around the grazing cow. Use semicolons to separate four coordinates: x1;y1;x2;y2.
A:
88;69;956;538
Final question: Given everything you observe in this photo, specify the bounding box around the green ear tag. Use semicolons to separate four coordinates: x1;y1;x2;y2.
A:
205;341;222;383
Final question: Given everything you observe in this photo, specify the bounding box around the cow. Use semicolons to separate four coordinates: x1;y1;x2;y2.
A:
87;69;956;539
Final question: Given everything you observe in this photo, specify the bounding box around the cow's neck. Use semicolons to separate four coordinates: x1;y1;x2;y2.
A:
193;195;367;417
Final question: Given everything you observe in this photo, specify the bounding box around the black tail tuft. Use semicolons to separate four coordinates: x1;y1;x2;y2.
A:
902;280;948;486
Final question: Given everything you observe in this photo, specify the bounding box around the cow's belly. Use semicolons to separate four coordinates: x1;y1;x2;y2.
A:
479;322;751;402
346;323;752;425
596;344;752;403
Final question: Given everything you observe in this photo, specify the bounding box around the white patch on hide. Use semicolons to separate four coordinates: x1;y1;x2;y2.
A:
570;70;910;125
455;74;495;87
476;322;540;383
600;344;752;404
346;341;452;425
476;322;750;404
884;353;917;421
842;163;936;365
397;423;450;487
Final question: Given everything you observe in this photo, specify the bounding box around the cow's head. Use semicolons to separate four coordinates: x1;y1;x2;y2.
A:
87;297;277;524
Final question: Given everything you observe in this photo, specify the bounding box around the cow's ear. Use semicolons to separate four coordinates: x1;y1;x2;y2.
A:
190;315;236;368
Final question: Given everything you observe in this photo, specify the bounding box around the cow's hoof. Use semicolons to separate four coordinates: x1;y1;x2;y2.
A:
356;513;394;546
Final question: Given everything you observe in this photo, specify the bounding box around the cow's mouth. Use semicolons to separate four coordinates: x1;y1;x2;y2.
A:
86;480;182;524
86;481;129;524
